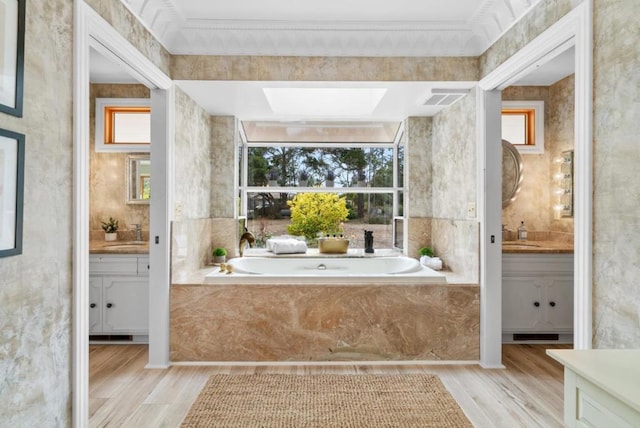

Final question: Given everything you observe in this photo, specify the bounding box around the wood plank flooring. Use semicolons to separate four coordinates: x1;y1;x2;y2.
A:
89;344;570;427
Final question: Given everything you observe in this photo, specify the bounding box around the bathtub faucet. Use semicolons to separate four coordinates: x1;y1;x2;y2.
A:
239;229;255;257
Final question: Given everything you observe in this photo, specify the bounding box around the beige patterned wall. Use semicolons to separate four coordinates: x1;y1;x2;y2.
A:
171;55;479;81
592;0;640;348
174;87;213;219
501;77;575;234
479;0;575;77
406;117;433;218
210;116;236;218
0;0;73;425
84;0;171;76
89;84;150;234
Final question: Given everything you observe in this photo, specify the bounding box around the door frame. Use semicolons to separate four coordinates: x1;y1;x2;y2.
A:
72;2;174;426
478;0;593;367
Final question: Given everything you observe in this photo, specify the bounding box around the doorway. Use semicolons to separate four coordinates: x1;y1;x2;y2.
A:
478;1;593;367
73;3;173;425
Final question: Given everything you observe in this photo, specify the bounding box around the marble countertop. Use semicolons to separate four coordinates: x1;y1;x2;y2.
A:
89;240;149;254
547;349;640;413
502;240;573;254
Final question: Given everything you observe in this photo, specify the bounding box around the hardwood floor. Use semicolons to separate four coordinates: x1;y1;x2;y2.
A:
89;344;570;427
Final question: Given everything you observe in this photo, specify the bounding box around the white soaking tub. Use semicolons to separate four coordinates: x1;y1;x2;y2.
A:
205;253;446;285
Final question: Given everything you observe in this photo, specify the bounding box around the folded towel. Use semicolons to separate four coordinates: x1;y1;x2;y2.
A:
420;255;443;270
267;238;308;254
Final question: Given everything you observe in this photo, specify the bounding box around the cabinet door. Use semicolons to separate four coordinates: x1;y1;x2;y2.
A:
102;276;149;334
89;276;103;334
502;277;545;331
545;277;574;331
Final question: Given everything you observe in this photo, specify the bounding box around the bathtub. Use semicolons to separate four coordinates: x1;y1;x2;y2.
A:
204;253;446;284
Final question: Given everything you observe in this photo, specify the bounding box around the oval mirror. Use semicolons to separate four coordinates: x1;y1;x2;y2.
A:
502;139;523;207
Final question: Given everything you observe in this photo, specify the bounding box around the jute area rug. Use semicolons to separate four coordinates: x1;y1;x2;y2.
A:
181;374;472;427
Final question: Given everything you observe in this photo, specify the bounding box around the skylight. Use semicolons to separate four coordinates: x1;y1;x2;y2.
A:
262;88;388;117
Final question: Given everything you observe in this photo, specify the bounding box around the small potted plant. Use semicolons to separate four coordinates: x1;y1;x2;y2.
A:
101;217;119;241
419;246;443;270
212;247;227;264
418;246;434;258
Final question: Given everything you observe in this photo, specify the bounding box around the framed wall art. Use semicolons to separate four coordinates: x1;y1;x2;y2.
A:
0;128;25;257
0;0;25;117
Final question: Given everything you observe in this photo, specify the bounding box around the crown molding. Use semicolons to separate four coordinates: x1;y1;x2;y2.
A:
119;0;543;56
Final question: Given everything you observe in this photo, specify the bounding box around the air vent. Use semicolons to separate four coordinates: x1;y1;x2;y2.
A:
421;88;470;106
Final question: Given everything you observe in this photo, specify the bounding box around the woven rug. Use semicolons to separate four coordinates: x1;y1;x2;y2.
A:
181;374;472;427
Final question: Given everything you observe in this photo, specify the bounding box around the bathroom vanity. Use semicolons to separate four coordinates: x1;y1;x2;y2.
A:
89;247;149;342
502;241;573;343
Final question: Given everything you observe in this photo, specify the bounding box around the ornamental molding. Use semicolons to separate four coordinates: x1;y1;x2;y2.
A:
121;0;541;56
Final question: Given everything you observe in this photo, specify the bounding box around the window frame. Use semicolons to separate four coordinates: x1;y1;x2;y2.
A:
237;121;406;250
95;98;151;152
502;100;544;154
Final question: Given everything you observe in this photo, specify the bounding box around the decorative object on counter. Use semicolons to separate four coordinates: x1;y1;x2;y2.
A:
101;216;119;241
225;264;234;274
318;236;349;254
517;221;528;241
218;263;226;272
298;170;309;187
212;247;227;264
239;228;255;257
266;236;308;254
419;247;443;270
364;230;374;253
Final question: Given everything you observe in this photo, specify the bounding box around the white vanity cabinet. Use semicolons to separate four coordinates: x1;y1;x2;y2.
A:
502;253;573;342
89;254;149;339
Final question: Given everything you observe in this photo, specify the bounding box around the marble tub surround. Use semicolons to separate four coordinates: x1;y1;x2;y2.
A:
430;219;480;284
170;283;479;362
171;218;237;283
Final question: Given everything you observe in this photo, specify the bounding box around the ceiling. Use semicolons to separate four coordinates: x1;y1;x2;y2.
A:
119;0;543;57
90;0;574;122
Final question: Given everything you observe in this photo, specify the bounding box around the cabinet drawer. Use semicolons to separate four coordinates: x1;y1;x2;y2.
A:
90;255;138;275
137;257;149;275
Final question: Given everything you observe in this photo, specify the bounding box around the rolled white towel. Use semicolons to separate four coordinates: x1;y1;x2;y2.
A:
420;255;443;270
268;239;308;254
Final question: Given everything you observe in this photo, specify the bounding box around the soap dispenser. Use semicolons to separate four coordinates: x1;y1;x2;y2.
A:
517;221;528;241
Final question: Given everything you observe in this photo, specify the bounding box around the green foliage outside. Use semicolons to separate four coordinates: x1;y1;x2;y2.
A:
287;193;349;240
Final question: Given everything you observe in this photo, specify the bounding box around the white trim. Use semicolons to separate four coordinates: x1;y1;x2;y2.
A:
477;88;505;369
94;97;151;153
72;2;90;426
479;1;593;354
572;1;593;350
501;100;545;154
73;2;173;426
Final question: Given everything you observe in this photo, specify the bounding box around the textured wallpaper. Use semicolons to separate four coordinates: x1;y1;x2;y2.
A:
0;0;73;425
592;0;640;348
89;84;150;233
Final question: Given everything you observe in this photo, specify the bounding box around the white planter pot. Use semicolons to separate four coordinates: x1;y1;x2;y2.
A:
213;255;226;264
105;232;117;241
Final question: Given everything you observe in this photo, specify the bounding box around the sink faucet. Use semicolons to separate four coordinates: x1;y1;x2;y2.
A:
131;224;142;241
239;228;255;257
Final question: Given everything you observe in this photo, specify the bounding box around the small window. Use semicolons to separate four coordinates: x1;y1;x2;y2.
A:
502;101;544;153
95;98;150;152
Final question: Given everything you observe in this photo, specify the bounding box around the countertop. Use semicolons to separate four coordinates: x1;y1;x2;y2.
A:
89;240;149;254
502;240;573;254
546;349;640;413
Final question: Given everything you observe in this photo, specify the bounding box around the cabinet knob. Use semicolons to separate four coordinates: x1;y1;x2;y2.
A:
534;301;540;307
549;301;556;307
90;303;96;308
106;303;113;308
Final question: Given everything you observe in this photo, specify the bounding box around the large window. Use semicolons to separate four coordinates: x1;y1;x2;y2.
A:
238;121;405;249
